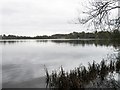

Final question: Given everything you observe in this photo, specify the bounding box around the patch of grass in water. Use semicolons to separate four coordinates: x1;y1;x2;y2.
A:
45;57;120;89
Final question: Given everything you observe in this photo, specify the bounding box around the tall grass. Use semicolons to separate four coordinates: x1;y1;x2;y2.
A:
45;57;120;89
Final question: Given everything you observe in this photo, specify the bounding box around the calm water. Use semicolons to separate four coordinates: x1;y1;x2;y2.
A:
1;39;119;87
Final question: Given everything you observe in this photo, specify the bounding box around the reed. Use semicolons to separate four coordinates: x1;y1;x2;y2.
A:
45;58;120;89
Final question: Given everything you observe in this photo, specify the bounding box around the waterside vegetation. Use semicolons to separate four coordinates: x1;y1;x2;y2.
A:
1;30;120;40
45;55;120;89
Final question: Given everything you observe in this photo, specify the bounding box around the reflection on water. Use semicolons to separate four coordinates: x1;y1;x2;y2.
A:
1;39;120;88
0;40;25;45
1;39;120;48
51;39;120;48
36;40;48;43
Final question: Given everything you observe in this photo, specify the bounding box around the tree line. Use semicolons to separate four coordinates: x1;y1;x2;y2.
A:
1;30;120;40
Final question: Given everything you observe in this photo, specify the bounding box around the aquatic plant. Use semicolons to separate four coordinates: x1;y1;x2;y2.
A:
45;58;120;89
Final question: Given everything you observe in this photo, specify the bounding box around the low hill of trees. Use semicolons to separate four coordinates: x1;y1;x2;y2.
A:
1;30;120;40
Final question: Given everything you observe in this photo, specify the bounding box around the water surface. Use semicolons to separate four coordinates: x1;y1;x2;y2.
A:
1;39;119;88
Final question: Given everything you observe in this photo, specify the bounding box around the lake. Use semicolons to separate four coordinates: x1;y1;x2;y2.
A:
1;39;119;88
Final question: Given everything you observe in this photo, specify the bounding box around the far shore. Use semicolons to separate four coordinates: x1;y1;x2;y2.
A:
0;38;113;41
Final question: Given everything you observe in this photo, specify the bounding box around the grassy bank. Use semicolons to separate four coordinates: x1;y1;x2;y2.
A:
45;56;120;89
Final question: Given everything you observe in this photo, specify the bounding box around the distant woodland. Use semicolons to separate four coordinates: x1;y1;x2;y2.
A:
1;30;120;40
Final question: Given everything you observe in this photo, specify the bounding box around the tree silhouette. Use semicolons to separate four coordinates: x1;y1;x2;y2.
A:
77;0;120;30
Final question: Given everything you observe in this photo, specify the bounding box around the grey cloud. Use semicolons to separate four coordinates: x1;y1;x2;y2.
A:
1;0;86;36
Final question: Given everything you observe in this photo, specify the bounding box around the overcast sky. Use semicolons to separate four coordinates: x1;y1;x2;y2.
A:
0;0;90;36
0;0;118;36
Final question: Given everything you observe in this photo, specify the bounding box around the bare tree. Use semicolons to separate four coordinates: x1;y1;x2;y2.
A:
77;0;120;30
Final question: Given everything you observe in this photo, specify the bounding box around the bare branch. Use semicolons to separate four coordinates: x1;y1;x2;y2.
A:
78;0;120;30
